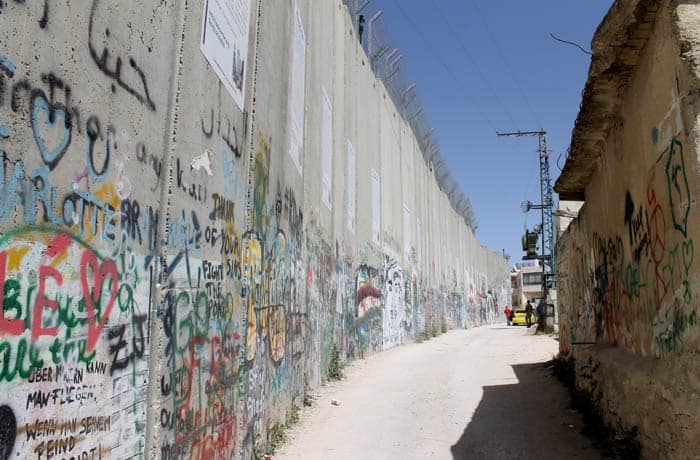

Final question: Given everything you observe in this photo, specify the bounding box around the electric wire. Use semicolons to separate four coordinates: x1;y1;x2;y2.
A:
468;0;543;129
556;152;567;171
549;33;592;55
429;0;520;131
389;0;499;134
521;147;539;228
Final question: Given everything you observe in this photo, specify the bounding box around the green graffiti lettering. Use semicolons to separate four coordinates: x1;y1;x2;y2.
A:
0;338;43;382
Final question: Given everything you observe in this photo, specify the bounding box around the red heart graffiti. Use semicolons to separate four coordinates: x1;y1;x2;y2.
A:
80;249;118;352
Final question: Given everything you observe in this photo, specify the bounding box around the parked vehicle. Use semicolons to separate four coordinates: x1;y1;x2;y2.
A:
511;308;536;326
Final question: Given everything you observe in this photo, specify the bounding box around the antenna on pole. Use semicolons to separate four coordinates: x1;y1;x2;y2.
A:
498;130;556;303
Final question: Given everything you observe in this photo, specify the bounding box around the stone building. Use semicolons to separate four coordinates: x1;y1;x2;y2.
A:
555;1;700;457
511;262;544;308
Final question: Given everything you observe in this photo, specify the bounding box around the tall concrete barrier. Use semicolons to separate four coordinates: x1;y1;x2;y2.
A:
0;1;509;458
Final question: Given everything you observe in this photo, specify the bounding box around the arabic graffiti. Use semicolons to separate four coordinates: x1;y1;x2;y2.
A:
88;0;156;111
0;0;49;29
0;55;15;140
201;103;242;158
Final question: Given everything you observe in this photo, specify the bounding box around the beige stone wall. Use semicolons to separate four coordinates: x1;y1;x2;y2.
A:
557;2;700;457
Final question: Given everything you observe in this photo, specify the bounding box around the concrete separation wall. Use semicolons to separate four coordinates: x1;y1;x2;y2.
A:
555;1;700;458
0;1;510;458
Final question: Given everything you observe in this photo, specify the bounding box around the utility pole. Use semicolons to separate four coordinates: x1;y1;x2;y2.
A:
497;130;555;307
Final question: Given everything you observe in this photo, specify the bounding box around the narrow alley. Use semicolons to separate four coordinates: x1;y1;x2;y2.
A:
2;0;700;458
277;326;601;460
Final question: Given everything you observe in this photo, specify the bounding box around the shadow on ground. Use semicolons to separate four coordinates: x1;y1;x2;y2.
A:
450;363;601;460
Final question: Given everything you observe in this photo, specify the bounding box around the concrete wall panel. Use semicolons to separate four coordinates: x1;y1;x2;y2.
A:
0;1;182;458
0;1;509;458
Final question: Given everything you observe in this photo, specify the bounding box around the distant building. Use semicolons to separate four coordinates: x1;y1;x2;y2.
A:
510;261;543;307
510;270;520;307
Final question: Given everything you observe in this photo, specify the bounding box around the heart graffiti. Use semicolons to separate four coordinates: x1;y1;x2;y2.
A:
682;239;694;276
80;249;118;352
31;92;72;170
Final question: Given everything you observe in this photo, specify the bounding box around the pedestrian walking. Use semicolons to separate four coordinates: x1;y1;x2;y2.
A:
537;299;546;329
525;300;533;328
504;306;512;326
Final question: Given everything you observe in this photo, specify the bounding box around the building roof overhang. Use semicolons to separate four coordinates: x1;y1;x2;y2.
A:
554;0;661;198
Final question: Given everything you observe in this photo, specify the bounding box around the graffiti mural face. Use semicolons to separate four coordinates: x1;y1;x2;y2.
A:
353;264;382;356
383;262;405;349
357;264;381;318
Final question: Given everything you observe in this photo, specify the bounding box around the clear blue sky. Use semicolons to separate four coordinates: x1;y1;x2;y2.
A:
369;0;613;264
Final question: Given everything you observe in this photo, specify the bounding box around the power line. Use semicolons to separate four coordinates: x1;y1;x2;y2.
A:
430;0;520;131
468;0;543;129
390;0;499;133
498;130;555;292
549;32;592;55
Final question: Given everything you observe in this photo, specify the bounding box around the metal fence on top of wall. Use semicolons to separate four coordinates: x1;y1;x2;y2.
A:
343;0;477;230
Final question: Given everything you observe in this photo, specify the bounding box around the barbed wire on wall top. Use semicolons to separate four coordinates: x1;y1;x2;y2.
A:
344;0;477;231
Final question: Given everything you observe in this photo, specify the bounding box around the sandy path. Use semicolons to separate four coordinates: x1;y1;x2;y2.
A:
275;325;602;460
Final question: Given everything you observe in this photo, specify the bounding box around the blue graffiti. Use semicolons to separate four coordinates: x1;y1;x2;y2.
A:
0;159;62;226
31;93;72;170
0;158;122;244
0;54;16;75
64;184;117;243
30;166;62;226
85;115;113;182
166;209;203;254
0;56;15;142
0;156;27;222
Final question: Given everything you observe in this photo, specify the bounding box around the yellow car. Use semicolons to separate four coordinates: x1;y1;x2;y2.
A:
511;308;536;326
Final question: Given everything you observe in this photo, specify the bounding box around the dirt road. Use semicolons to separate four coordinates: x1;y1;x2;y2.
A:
276;325;602;460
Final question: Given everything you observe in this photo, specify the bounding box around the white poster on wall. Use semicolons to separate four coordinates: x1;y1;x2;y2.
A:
288;2;306;174
417;217;422;266
321;87;333;209
200;0;252;111
371;168;381;244
346;140;356;233
403;204;411;262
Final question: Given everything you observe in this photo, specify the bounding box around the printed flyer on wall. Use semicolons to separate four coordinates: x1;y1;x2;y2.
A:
288;2;306;174
201;0;252;111
321;87;333;209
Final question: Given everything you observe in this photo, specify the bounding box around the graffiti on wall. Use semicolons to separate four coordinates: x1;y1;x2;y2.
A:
0;42;155;458
88;0;157;111
653;139;697;354
0;2;511;457
352;264;380;356
564;137;699;357
0;228;150;459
